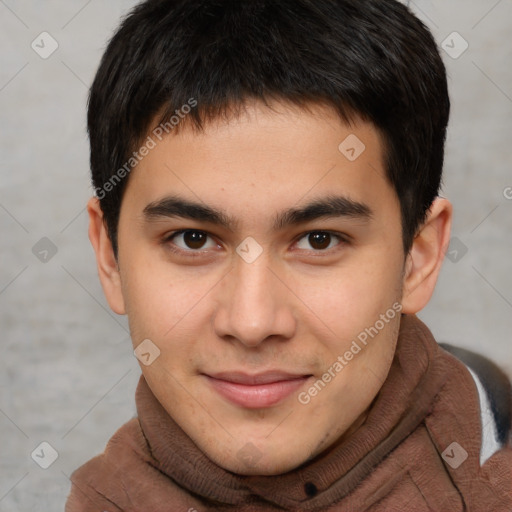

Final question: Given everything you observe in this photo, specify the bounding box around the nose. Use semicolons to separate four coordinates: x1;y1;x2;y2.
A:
213;254;297;348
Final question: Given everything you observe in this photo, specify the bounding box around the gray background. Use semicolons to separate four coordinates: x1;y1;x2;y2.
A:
1;0;511;509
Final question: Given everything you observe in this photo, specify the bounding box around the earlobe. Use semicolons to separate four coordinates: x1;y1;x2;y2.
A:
401;198;452;314
87;197;126;315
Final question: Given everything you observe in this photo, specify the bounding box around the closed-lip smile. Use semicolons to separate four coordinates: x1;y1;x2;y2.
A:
203;371;313;408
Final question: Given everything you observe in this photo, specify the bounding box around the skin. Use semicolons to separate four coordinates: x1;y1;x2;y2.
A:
88;101;452;475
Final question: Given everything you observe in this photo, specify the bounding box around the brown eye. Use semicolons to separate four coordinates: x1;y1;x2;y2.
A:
308;232;331;250
183;231;207;249
295;231;345;251
169;230;217;251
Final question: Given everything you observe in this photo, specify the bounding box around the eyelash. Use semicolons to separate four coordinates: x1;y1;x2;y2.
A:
162;230;220;259
161;229;349;258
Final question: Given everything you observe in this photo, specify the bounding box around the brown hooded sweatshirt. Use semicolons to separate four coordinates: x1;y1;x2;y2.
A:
66;315;512;511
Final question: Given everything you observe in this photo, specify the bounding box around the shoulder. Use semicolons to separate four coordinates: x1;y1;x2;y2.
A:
439;343;512;463
66;417;149;510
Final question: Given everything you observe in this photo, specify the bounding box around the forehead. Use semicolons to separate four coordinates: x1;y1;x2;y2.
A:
121;100;398;227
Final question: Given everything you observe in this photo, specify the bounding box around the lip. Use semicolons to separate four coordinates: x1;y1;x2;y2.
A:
203;371;312;409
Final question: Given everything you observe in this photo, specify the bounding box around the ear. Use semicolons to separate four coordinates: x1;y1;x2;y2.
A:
87;197;126;315
401;197;452;314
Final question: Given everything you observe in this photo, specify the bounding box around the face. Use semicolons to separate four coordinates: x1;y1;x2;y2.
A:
113;102;408;475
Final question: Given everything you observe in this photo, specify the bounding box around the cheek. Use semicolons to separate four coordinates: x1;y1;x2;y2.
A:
297;254;403;332
119;255;185;342
119;253;224;363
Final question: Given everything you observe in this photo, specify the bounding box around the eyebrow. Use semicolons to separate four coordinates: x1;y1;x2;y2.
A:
143;195;373;231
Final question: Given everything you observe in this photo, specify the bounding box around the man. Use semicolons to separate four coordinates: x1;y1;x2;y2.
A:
66;0;512;510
